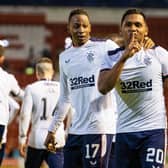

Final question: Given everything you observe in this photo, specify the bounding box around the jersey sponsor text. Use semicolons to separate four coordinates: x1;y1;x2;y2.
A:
70;75;95;90
120;79;152;93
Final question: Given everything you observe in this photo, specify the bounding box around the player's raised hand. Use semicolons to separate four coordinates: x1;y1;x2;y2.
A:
122;32;142;61
128;32;142;55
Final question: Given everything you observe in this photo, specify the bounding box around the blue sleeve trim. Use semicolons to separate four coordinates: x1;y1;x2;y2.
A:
100;68;111;72
151;45;158;49
108;47;124;56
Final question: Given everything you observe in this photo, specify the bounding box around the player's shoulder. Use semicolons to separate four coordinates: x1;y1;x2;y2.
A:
24;82;34;92
146;45;168;60
59;47;73;62
150;45;168;64
53;80;60;86
106;39;119;47
59;39;104;59
0;68;15;79
25;80;42;90
89;37;109;46
47;80;60;87
25;80;59;92
153;45;168;54
90;37;106;43
32;80;59;87
91;38;119;52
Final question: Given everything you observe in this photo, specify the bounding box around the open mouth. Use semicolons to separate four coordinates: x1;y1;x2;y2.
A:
77;35;85;40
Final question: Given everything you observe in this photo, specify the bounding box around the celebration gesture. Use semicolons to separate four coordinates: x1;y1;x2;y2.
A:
123;32;142;59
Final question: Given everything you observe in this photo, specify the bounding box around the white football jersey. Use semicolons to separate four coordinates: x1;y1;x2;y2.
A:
49;39;119;134
101;46;168;133
0;67;23;125
19;80;65;149
2;97;20;144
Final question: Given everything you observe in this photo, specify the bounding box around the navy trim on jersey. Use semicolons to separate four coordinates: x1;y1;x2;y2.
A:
100;68;111;72
107;45;158;57
151;45;158;49
108;47;124;56
65;45;72;49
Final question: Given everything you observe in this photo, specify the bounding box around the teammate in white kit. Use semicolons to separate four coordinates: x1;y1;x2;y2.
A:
0;96;20;165
45;8;119;168
19;57;65;168
0;45;24;166
98;8;168;168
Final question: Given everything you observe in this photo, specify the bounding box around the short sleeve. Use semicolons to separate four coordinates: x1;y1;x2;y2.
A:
155;46;168;77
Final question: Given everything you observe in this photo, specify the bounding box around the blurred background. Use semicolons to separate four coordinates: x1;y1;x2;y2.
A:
0;1;167;167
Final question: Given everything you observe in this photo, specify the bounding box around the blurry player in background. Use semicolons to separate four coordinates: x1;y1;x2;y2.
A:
0;96;20;165
0;44;24;166
19;57;65;168
98;8;168;168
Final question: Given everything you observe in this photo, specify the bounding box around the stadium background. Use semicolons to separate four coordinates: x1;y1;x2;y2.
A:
0;1;167;167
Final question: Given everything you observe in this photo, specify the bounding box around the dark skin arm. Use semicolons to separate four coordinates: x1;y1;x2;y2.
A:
98;33;142;94
98;35;155;94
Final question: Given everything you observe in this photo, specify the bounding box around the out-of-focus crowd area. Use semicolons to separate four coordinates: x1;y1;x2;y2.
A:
0;1;167;167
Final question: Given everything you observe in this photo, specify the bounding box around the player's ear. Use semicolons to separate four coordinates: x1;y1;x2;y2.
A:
144;31;148;37
145;23;149;36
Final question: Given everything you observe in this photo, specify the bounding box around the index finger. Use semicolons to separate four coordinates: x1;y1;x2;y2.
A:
129;32;136;43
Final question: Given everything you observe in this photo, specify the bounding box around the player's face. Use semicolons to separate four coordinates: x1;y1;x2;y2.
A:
68;14;91;47
121;14;148;47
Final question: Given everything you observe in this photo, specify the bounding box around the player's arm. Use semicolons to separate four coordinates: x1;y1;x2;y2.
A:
163;75;168;144
156;47;168;139
163;78;168;115
19;86;33;157
98;59;125;95
45;101;71;152
45;56;71;151
10;74;24;99
8;96;20;124
98;32;141;94
163;77;168;148
65;106;73;137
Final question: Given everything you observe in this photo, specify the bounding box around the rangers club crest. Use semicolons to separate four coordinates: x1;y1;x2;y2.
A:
86;51;94;63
